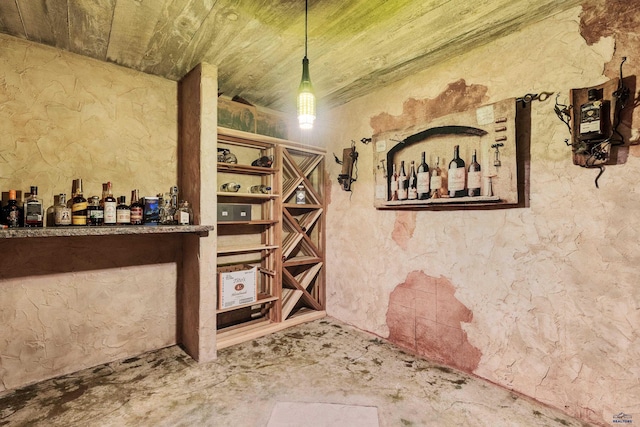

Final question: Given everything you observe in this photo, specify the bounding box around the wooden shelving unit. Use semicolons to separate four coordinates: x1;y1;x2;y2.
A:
215;128;326;349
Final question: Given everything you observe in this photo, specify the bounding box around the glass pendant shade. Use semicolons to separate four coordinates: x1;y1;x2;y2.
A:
297;56;316;129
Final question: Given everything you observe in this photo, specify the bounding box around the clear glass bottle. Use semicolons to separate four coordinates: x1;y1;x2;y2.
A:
54;193;72;226
103;181;117;225
397;161;408;201
72;179;88;226
130;189;143;225
249;185;272;194
390;163;398;201
116;196;131;225
295;184;306;204
23;186;44;227
220;182;241;192
176;201;193;225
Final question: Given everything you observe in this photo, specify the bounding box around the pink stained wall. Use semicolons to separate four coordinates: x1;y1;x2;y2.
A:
317;2;640;425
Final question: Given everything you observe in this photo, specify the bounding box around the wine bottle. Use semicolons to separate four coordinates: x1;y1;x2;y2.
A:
116;196;131;225
430;156;442;199
23;186;43;227
408;161;418;200
467;149;482;197
2;189;23;228
417;152;430;200
103;182;117;225
54;193;72;226
71;179;88;226
448;145;466;198
397;161;408;201
130;190;144;225
390;163;399;201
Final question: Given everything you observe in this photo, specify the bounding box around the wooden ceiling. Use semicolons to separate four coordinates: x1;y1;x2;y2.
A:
0;0;583;112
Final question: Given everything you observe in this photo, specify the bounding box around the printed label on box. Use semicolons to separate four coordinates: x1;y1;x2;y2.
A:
219;266;257;309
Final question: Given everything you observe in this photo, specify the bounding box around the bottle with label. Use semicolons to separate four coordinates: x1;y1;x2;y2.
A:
390;163;399;201
408;161;418;200
72;179;88;226
116;196;131;225
54;193;72;226
220;182;241;192
176;201;193;225
23;186;44;227
103;182;117;225
249;185;272;194
430;157;442;199
579;88;608;141
417;152;430;200
467;149;482;197
397;161;408;201
87;196;103;226
295;184;306;204
2;190;23;228
130;190;144;225
448;145;466;198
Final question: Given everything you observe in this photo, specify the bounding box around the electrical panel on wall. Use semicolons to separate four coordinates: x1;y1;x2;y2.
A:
372;97;528;210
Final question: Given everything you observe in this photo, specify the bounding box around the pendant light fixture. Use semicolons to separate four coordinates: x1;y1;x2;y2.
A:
297;0;315;130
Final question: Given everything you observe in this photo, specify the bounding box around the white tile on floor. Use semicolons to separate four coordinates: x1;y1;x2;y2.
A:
267;402;380;427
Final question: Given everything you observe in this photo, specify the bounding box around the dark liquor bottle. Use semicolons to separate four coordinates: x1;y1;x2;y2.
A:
417;152;430;200
130;190;144;225
390;163;399;201
397;161;408;201
103;182;117;225
116;196;131;225
23;186;43;227
87;196;103;226
467;149;482;197
579;88;608;141
408;161;418;200
3;189;23;228
430;156;442;199
448;145;466;198
72;179;88;226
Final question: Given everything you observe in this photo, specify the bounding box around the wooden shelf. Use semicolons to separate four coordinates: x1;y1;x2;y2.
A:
217;244;279;254
0;225;214;239
217;220;278;226
283;203;323;209
217;192;279;200
217;163;278;175
216;293;278;314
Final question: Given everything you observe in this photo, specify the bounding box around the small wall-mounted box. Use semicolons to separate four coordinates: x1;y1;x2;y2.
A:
217;203;252;222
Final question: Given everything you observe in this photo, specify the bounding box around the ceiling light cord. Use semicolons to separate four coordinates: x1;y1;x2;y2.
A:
297;0;316;130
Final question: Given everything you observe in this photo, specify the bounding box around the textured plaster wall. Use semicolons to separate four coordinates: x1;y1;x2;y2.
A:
0;35;179;391
318;3;639;425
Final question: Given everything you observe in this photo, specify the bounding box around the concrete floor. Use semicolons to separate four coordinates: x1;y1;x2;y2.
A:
0;318;590;427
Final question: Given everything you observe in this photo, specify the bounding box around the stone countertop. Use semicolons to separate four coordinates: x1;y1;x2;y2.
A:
0;225;214;238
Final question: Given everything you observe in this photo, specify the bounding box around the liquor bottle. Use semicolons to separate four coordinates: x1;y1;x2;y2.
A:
448;145;466;198
2;190;23;227
467;149;482;197
23;186;44;227
249;185;272;194
71;179;88;226
579;88;608;141
220;182;241;192
408;161;418;200
430;156;442;199
54;193;72;226
130;190;144;225
176;201;193;225
397;161;408;201
295;184;306;204
390;163;399;201
87;196;103;226
103;182;117;225
116;196;131;225
417;152;430;200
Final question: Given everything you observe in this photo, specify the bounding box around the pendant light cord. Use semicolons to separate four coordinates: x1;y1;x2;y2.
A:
304;0;308;58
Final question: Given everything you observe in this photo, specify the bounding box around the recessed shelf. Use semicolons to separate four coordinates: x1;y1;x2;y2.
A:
217;192;279;200
217;163;278;175
216;244;279;254
217;220;278;226
216;293;278;314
